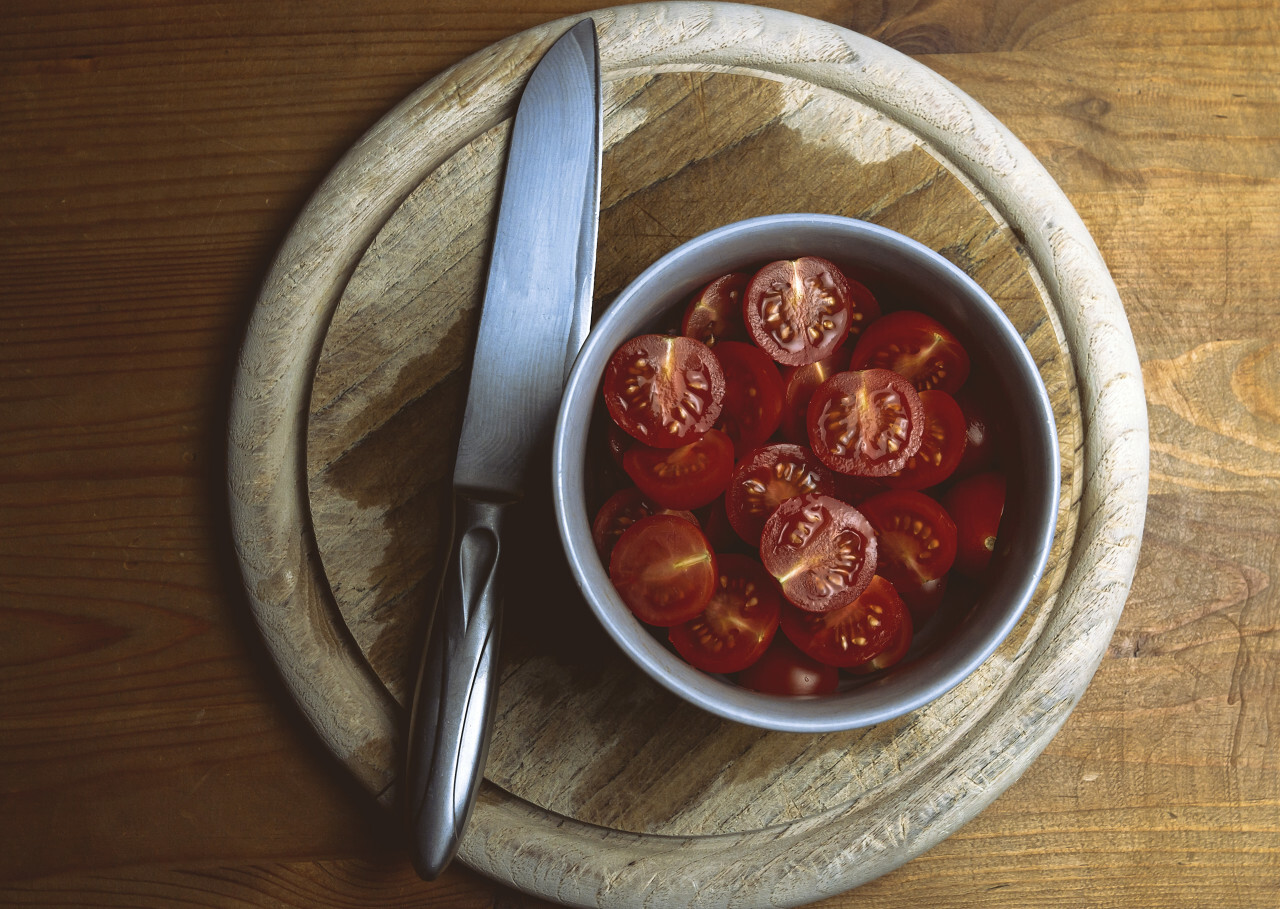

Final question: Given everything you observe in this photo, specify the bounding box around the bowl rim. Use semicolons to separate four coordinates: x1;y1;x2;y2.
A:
552;213;1060;732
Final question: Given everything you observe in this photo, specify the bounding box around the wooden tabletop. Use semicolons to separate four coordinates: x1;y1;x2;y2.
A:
2;1;1276;907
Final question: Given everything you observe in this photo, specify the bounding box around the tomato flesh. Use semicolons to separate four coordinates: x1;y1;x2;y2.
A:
591;486;697;560
780;575;908;668
758;493;877;613
669;554;781;674
779;349;848;444
858;489;958;593
880;390;967;490
942;471;1007;578
807;369;924;477
725;443;835;546
609;514;718;626
622;428;735;510
845;600;913;674
681;272;750;347
849;309;970;394
744;256;855;366
713;340;786;457
953;385;999;478
603;334;725;448
734;635;839;696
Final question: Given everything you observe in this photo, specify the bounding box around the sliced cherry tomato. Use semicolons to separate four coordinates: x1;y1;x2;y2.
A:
608;513;717;626
848;310;971;394
880;390;967;490
953;385;999;478
758;493;877;613
712;340;786;457
806;369;924;477
779;348;848;443
603;334;724;448
845;597;913;674
780;575;908;668
591;486;697;560
899;573;947;629
725;443;835;546
743;256;857;366
942;471;1007;578
693;494;745;554
844;276;883;344
681;272;750;347
858;490;958;594
669;554;781;674
622;428;734;510
734;635;838;695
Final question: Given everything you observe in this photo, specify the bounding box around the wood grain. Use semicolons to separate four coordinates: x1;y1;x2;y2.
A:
229;3;1135;903
1;0;1277;907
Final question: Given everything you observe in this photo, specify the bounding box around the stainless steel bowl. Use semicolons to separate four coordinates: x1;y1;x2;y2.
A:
552;214;1059;732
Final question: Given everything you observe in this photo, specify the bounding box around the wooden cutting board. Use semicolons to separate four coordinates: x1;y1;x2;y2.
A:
226;4;1148;906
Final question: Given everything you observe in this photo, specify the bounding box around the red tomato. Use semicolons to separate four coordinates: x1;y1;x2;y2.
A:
668;554;781;674
608;513;718;626
734;635;839;695
591;486;697;560
880;390;967;490
858;490;958;594
848;310;970;394
942;471;1007;578
843;276;883;344
806;369;925;477
725;443;835;546
712;340;786;457
758;493;877;613
953;385;999;478
845;598;913;674
603;334;725;448
681;272;750;347
622;428;735;510
779;348;848;443
780;575;908;668
743;256;858;366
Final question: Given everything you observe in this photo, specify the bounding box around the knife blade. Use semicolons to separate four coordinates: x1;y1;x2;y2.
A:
404;18;601;880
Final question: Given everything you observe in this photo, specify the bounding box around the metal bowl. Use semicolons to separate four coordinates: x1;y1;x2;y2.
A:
552;214;1059;732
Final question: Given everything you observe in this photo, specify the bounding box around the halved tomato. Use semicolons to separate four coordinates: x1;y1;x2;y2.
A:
880;390;967;490
669;554;781;674
780;575;908;668
591;486;697;560
712;340;786;457
681;272;750;347
806;369;924;477
734;635;839;695
858;489;958;594
725;443;835;546
758;493;877;613
743;256;857;366
608;513;717;626
942;471;1007;578
845;597;913;674
953;385;999;478
779;348;848;444
622;428;735;510
848;310;970;394
603;334;724;448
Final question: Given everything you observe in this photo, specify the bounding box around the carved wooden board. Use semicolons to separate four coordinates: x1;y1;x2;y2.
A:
227;4;1148;906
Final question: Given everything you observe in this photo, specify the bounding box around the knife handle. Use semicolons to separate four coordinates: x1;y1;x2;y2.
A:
405;492;507;880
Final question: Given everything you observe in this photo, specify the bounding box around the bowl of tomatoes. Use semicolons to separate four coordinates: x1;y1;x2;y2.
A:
552;213;1059;732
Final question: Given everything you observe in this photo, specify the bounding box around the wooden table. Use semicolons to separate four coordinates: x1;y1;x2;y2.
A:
2;1;1276;906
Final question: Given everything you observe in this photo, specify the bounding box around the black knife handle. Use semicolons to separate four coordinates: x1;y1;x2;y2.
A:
405;492;507;879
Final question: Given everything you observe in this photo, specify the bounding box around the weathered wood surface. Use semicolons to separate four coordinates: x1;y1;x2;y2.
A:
1;0;1276;907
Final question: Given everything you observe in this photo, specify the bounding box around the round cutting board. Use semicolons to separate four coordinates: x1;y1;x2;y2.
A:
227;3;1149;906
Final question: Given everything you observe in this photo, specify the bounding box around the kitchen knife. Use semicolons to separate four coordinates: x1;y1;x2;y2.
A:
404;18;602;880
